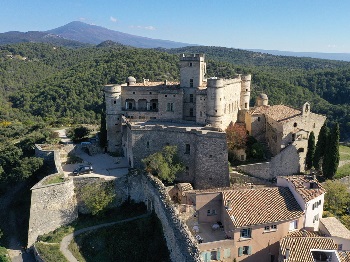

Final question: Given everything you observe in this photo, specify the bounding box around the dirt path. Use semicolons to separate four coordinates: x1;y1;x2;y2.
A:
60;214;150;262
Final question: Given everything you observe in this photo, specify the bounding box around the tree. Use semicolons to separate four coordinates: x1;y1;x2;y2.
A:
80;181;116;215
305;131;315;170
142;145;184;183
226;123;247;151
67;126;90;142
323;180;350;216
314;123;329;169
322;123;340;179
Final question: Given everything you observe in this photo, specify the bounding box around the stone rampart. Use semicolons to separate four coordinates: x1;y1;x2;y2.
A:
237;143;301;180
125;170;201;262
28;178;78;246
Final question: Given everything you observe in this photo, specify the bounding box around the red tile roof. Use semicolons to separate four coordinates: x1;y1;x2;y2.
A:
339;251;350;262
281;175;326;202
223;187;303;227
249;105;301;122
280;235;337;262
320;217;350;239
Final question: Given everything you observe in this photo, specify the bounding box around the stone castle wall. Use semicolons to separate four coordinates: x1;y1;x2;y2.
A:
29;146;201;262
28;177;78;246
125;123;229;189
237;142;302;180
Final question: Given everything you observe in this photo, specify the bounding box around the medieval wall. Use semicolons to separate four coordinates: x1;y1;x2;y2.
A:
125;123;229;189
28;178;78;246
237;142;302;180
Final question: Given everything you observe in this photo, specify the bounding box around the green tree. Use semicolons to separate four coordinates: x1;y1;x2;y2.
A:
67;126;90;142
314;123;329;169
323;180;350;216
142;145;184;183
80;181;116;215
322;123;340;179
306;131;315;170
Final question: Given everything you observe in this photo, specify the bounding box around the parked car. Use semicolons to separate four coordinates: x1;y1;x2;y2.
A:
73;165;93;175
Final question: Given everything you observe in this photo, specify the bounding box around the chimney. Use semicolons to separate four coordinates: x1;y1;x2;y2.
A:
285;248;290;260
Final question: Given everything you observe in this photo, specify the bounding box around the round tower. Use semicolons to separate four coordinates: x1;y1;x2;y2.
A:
104;84;122;153
240;74;251;110
206;78;225;129
256;93;269;106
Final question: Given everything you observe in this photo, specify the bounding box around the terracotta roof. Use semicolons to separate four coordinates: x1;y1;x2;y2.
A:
339;251;350;262
280;236;337;262
320;217;350;239
249;105;301;122
223;187;303;227
280;175;326;202
287;229;322;238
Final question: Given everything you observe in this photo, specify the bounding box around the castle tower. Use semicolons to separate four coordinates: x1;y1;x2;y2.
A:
256;93;269;106
179;54;206;121
104;84;122;153
206;78;225;129
240;74;251;110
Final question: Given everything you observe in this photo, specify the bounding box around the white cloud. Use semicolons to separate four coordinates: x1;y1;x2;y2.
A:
327;44;337;48
130;25;156;30
79;17;86;21
110;16;117;22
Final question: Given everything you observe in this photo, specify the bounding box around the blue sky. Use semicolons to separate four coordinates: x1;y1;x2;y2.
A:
1;0;350;53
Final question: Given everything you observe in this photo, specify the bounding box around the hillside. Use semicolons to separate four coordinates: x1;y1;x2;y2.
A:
0;21;194;49
1;43;350;140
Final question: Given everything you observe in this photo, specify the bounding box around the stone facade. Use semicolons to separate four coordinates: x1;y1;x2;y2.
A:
104;54;251;189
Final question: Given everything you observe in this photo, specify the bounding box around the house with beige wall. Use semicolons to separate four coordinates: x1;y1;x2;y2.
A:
320;217;350;252
190;187;304;262
277;175;326;232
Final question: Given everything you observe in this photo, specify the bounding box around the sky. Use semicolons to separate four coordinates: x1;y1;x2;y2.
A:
1;0;350;53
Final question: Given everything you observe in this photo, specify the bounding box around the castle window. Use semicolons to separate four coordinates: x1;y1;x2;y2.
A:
189;62;193;67
245;102;248;109
258;117;261;122
114;100;116;104
240;228;252;239
149;92;152;94
185;166;189;174
190;94;194;103
133;92;135;94
200;111;202;117
313;123;316;128
173;95;176;97
167;103;174;112
146;141;149;148
297;148;304;153
190;79;193;88
209;155;213;158
185;144;190;154
294;122;297;127
165;95;168;97
190;108;194;117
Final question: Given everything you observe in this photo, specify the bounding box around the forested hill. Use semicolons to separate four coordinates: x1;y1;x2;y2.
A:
1;43;350;140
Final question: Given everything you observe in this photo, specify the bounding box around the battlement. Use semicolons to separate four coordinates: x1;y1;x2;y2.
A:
127;120;225;137
241;74;252;81
207;77;241;88
179;53;205;62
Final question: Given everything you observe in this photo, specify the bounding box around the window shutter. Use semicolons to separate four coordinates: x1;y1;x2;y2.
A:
238;247;243;257
224;248;231;258
217;250;220;260
248;246;252;255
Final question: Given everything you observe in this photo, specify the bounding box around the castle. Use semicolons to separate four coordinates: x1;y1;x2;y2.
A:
104;54;326;188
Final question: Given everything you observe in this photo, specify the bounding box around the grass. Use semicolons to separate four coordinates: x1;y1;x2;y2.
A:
69;212;170;262
36;202;147;261
35;243;67;262
335;164;350;179
339;145;350;161
0;246;10;262
335;145;350;179
42;174;65;185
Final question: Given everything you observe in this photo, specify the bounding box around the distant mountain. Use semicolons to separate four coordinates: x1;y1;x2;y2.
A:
0;30;89;48
46;21;194;48
248;49;350;62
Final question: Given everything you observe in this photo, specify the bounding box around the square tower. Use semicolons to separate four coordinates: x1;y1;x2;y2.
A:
179;54;206;88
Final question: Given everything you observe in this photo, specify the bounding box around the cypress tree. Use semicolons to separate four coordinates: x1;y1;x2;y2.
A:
306;131;315;170
322;123;340;179
314;123;329;169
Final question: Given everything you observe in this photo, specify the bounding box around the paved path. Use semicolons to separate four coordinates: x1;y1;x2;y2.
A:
60;214;149;262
